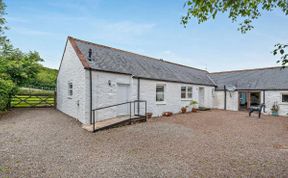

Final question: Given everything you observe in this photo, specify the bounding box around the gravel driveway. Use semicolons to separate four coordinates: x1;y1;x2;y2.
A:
0;108;288;177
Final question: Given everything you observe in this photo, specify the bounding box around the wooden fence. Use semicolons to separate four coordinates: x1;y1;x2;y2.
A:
10;94;56;108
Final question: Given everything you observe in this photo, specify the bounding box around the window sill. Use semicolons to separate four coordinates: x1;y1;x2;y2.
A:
156;101;166;105
181;98;193;101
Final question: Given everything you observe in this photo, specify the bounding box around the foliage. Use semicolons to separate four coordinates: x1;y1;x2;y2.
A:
0;0;8;46
273;43;288;66
27;67;57;90
0;78;16;110
190;100;198;108
0;43;43;86
271;102;279;112
181;0;288;66
0;0;57;111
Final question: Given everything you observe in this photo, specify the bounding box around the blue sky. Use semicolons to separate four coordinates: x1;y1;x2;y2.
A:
5;0;288;72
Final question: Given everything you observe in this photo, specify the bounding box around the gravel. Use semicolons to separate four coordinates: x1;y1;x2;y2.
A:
0;108;288;177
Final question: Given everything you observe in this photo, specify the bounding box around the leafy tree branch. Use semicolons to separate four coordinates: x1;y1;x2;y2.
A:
181;0;288;66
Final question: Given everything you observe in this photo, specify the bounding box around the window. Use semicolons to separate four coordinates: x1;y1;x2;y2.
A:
156;85;165;102
187;87;192;98
282;94;288;103
68;82;73;97
181;87;186;98
181;86;193;99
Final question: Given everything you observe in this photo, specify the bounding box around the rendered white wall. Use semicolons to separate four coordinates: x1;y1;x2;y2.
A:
57;41;88;124
139;79;214;117
264;91;288;116
213;91;238;111
90;71;137;121
90;71;214;121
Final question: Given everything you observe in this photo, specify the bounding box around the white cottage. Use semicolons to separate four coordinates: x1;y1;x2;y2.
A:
57;36;288;127
57;36;215;125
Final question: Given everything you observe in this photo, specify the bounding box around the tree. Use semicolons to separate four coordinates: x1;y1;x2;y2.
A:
0;0;46;110
181;0;288;66
0;0;8;46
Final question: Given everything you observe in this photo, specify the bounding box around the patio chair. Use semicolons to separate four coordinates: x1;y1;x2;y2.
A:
249;103;265;118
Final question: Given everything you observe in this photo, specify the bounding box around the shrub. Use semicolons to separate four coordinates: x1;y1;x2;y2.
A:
0;79;17;111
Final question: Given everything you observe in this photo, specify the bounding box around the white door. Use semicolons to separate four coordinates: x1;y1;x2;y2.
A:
198;87;205;107
117;84;129;116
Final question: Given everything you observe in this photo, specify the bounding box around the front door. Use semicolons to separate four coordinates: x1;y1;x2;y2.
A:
239;92;248;110
198;87;205;107
117;84;129;116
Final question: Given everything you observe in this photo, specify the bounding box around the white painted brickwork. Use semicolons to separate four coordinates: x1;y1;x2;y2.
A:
57;41;88;124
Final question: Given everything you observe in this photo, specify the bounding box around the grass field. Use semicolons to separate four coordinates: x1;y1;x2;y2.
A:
18;87;55;95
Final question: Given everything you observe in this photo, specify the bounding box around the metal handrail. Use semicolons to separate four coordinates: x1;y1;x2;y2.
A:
92;100;146;111
92;100;147;132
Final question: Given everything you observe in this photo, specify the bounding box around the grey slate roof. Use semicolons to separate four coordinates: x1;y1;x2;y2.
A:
210;67;288;90
73;37;215;86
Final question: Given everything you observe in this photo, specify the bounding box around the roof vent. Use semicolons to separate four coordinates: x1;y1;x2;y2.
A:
88;49;92;61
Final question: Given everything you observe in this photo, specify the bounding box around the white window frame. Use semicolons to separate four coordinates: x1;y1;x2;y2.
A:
156;84;165;103
68;82;73;98
181;86;193;100
282;93;288;103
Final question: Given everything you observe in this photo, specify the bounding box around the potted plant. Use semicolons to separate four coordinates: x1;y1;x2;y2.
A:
190;100;198;112
181;106;188;113
271;102;279;116
162;112;173;117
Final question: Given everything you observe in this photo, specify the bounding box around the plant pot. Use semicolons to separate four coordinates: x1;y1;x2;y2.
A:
162;112;173;117
192;108;197;112
181;108;187;113
146;112;153;119
272;111;278;116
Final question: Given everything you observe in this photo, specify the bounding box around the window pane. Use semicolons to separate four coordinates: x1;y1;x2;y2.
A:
68;82;73;96
187;87;192;98
282;94;288;102
156;85;164;101
181;87;186;98
156;86;164;92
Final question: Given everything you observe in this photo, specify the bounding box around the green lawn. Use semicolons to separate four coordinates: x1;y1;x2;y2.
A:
18;87;55;95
